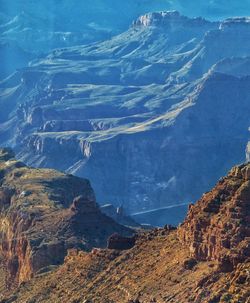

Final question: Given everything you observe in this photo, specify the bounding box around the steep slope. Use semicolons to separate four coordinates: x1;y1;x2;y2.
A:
0;148;132;288
2;0;250;51
178;163;250;271
1;13;250;224
0;0;176;79
3;162;249;303
2;0;250;82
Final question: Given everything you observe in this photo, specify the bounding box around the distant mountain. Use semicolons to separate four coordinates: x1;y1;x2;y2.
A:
2;0;250;78
1;12;250;226
0;0;175;78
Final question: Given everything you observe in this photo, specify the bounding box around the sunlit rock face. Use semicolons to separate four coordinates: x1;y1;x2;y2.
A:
2;162;249;302
0;148;132;286
246;140;250;162
133;11;210;28
1;12;250;225
179;162;250;272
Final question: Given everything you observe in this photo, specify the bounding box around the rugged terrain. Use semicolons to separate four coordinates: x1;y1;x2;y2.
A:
0;148;132;290
0;0;177;79
1;12;250;224
1;160;249;302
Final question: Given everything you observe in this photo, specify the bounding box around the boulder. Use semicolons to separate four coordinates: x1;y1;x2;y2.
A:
107;233;136;250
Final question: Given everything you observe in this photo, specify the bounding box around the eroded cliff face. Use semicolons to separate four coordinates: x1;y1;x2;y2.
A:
133;11;212;28
178;163;250;272
1;13;250;223
2;161;249;303
0;148;132;287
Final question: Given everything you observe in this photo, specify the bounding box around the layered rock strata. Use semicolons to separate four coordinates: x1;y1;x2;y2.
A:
0;148;132;286
178;163;250;272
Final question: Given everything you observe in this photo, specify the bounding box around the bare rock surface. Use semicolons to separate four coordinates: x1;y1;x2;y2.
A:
0;148;132;287
1;161;249;302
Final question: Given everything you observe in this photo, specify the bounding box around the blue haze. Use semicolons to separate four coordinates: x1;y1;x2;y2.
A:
1;1;250;226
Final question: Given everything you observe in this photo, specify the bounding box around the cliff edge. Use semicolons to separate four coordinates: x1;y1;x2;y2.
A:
0;148;132;288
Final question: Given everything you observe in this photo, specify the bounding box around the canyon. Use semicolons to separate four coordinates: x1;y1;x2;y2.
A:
1;3;250;301
1;12;250;224
0;154;248;302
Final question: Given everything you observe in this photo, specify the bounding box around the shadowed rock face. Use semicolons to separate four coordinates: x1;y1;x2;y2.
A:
100;204;141;228
2;162;249;302
1;13;250;224
0;148;132;286
107;233;136;250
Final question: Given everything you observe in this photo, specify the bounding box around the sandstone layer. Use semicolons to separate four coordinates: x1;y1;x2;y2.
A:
0;148;132;288
1;161;249;302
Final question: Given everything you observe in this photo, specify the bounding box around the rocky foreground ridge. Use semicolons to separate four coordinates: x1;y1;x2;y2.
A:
0;148;132;289
1;160;249;302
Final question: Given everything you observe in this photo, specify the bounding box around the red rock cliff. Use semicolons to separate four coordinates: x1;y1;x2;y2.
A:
0;148;132;287
178;163;250;272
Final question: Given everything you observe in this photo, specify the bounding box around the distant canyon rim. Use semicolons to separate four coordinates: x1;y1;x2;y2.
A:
1;10;250;225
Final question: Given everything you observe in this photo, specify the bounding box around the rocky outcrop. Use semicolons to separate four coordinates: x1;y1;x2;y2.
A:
107;233;136;250
0;148;132;287
1;161;250;302
133;11;212;28
178;163;250;272
220;17;250;30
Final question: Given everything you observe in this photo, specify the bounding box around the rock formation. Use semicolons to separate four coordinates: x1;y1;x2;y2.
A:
107;233;136;250
133;11;211;28
1;161;249;302
0;148;132;287
2;12;250;226
178;163;250;272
